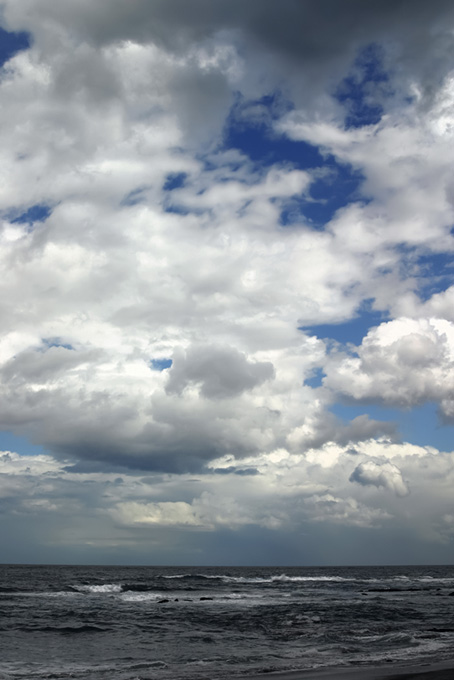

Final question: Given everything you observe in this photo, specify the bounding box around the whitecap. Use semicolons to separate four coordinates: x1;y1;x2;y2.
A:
72;583;123;594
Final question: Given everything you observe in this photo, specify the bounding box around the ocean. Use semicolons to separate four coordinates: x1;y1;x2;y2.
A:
0;564;453;680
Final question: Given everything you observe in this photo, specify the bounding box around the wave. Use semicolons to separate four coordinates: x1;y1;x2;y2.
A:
220;574;354;584
72;584;123;594
161;573;354;584
120;582;177;593
390;575;454;584
120;592;165;603
161;574;224;581
0;587;79;597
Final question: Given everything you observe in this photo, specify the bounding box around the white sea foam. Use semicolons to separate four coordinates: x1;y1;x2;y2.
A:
162;574;186;579
364;635;448;665
161;573;354;583
120;592;165;602
73;584;123;594
4;591;80;598
218;574;355;584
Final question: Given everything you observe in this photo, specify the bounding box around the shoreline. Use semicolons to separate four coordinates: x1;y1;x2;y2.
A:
248;659;454;680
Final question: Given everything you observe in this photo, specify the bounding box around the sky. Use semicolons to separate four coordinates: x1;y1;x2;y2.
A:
1;0;454;566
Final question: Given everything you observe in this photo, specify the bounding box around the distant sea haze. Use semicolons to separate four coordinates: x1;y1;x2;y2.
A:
1;564;454;680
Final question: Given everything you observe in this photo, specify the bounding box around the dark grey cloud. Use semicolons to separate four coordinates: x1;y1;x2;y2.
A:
301;413;397;451
8;0;453;102
20;1;453;55
210;466;259;476
1;346;102;383
0;386;265;474
166;345;274;399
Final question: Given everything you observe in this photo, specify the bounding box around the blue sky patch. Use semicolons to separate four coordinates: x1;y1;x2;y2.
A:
211;466;259;476
416;251;454;300
304;367;325;389
0;27;31;68
163;202;190;216
303;305;387;345
280;162;365;228
225;122;323;169
0;431;44;457
224;95;366;227
10;204;52;226
394;245;454;301
331;401;454;452
224;97;323;170
163;172;187;191
150;358;173;371
42;338;74;351
336;44;390;129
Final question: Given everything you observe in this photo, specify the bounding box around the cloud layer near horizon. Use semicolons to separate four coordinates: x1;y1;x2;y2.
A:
1;0;454;563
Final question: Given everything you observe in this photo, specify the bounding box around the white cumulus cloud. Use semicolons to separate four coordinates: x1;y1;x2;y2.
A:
349;461;409;497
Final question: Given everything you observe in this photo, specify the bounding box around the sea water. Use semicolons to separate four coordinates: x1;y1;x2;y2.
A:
0;564;453;679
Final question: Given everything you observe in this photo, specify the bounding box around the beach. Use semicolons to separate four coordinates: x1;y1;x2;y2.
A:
250;660;454;680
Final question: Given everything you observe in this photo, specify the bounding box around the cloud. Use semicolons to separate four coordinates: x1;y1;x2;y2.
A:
113;500;203;527
288;413;398;451
1;344;101;382
0;1;454;562
349;461;409;496
323;318;454;421
165;344;275;399
303;493;391;527
4;1;454;100
2;434;454;562
394;286;454;324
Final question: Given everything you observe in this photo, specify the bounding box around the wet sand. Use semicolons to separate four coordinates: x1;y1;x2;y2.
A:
249;659;454;680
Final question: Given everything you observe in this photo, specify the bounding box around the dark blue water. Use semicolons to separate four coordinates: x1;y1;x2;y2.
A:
0;565;453;679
